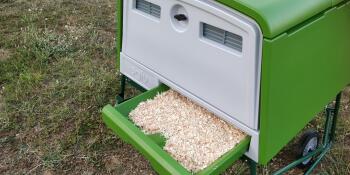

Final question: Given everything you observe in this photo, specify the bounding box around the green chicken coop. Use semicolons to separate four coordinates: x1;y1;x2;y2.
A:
102;0;350;174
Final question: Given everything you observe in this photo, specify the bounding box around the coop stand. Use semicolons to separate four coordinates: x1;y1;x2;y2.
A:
116;74;147;105
249;93;342;175
116;74;343;175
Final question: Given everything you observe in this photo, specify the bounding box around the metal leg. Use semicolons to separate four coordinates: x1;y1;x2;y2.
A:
329;93;342;142
116;75;127;105
115;74;148;105
322;107;333;146
321;93;341;147
248;159;257;175
272;148;323;175
304;145;331;175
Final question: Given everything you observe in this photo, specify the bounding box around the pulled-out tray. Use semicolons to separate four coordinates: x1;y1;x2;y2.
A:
102;84;250;175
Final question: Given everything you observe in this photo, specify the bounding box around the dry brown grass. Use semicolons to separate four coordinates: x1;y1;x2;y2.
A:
0;49;11;61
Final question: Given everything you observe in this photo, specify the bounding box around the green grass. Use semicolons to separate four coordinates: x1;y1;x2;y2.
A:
0;0;349;174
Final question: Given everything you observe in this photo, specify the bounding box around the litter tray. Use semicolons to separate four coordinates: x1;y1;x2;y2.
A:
102;84;251;175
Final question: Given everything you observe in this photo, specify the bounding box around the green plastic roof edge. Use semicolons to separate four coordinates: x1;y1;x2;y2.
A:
216;0;349;38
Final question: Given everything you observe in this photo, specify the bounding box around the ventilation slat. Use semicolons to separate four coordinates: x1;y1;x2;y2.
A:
204;27;225;38
225;40;243;48
205;31;225;41
225;37;243;46
226;35;243;44
204;32;225;42
136;0;161;18
203;23;243;52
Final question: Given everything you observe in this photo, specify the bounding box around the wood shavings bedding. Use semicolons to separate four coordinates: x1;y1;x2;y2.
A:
129;90;246;173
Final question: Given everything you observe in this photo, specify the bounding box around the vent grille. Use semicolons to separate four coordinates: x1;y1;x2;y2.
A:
203;23;243;52
136;0;161;18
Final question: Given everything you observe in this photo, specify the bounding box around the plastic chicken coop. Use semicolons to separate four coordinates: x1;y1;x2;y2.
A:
102;0;350;174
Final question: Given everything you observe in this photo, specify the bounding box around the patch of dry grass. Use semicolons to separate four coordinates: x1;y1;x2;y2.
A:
0;49;11;61
0;0;136;174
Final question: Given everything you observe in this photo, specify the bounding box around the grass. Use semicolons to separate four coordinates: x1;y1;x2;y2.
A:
0;0;349;174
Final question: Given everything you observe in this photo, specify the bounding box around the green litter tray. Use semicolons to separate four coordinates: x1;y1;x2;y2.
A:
102;84;251;175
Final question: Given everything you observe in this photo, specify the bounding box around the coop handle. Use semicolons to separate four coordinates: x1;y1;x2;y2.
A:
174;14;188;21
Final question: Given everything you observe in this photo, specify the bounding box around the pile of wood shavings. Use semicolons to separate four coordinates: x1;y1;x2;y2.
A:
129;90;246;172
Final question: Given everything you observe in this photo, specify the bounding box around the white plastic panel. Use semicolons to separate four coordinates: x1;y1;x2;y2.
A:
121;0;262;161
122;0;261;129
120;53;160;89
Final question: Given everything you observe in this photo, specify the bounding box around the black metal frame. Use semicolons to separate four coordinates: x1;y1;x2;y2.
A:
116;75;147;105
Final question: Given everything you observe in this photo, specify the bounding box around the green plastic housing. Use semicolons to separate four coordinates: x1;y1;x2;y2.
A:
258;2;350;164
112;0;350;167
102;85;250;175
